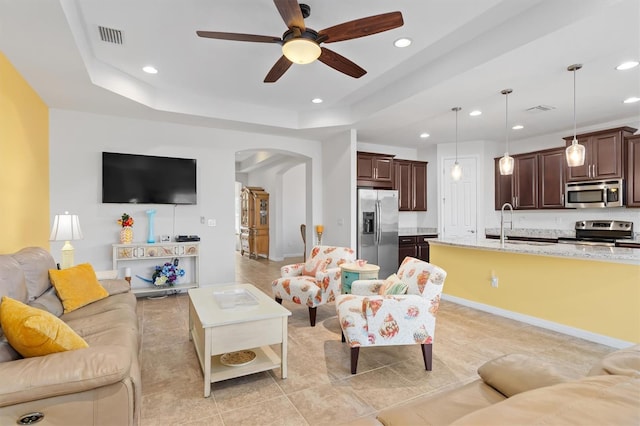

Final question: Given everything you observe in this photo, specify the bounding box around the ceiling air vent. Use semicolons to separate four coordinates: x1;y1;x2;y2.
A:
525;105;556;113
98;26;123;44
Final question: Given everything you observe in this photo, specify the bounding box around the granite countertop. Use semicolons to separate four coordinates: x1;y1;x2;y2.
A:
398;227;438;237
484;228;640;244
430;236;640;265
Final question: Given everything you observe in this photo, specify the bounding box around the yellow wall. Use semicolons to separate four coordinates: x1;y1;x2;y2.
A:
431;244;640;343
0;52;49;253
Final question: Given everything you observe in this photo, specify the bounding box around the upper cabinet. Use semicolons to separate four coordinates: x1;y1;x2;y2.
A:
538;148;566;209
494;147;565;210
626;134;640;208
564;127;636;182
357;152;395;188
395;160;427;211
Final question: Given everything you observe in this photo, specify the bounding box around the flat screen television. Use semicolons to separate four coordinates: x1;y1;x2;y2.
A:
102;152;197;204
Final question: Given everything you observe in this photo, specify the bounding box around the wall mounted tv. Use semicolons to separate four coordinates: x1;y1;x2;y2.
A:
102;152;197;205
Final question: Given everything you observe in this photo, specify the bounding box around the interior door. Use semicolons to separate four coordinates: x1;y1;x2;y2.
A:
442;157;477;238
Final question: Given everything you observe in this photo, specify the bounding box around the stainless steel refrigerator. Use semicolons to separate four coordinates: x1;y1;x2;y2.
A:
357;189;399;279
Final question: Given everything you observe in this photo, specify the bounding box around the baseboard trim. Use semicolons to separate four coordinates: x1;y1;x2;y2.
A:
442;294;634;349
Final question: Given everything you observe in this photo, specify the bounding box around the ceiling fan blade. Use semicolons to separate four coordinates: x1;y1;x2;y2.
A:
273;0;305;30
196;31;281;44
318;11;403;43
318;48;366;79
264;56;293;83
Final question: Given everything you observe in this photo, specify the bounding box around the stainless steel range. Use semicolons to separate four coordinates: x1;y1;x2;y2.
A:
558;220;634;247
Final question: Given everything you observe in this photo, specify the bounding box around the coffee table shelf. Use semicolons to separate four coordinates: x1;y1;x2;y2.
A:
188;284;291;397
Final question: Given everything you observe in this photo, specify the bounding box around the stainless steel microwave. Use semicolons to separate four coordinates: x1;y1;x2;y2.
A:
565;179;623;208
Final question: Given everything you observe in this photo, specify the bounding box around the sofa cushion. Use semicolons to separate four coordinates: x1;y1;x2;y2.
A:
99;278;132;296
477;353;573;397
0;255;28;303
451;375;640;426
49;263;109;313
0;296;88;358
13;247;57;302
28;286;64;317
374;379;506;426
302;257;329;277
588;345;640;378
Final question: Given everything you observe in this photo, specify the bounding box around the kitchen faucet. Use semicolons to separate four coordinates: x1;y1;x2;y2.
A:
500;202;513;248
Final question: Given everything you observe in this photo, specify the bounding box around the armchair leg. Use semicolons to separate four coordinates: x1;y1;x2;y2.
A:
421;343;433;371
275;297;282;304
341;331;345;343
308;307;317;327
350;347;360;374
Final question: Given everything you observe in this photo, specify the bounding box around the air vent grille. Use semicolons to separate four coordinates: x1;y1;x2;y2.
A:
98;26;123;44
525;105;556;113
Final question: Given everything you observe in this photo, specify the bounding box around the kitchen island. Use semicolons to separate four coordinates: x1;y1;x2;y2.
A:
430;237;639;345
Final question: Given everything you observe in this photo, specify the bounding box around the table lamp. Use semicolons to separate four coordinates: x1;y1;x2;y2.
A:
49;211;83;269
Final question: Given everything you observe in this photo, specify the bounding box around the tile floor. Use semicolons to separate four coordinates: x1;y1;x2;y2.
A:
138;253;613;425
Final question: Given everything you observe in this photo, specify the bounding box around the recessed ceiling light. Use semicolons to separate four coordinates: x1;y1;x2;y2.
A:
311;98;323;104
142;66;158;74
623;96;640;104
419;133;430;139
469;110;482;116
512;125;524;130
394;38;412;48
616;61;639;70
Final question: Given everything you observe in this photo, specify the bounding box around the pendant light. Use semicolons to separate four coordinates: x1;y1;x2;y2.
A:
499;89;514;175
565;64;586;167
451;107;462;181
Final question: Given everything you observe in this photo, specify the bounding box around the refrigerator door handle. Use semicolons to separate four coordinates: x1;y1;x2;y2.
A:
375;200;381;245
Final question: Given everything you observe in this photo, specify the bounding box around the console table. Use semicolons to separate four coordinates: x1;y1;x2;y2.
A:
112;242;200;296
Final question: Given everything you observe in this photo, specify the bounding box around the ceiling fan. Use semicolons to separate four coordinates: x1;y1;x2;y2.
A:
196;0;404;83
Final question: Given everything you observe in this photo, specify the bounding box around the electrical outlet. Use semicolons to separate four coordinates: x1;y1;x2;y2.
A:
491;276;499;288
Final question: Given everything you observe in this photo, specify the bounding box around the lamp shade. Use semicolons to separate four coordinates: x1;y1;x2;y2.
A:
565;138;586;167
282;39;321;64
50;212;83;241
499;153;515;175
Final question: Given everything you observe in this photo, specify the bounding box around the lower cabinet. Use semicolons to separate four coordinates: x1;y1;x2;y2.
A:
240;227;269;258
398;235;434;268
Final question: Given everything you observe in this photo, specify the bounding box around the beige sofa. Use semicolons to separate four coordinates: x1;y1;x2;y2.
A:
0;247;141;426
349;345;640;425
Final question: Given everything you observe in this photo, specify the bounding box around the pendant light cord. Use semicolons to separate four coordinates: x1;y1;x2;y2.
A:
573;67;577;141
455;108;458;160
505;91;509;152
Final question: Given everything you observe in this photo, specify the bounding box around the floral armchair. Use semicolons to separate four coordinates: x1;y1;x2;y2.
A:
335;257;447;374
272;245;356;326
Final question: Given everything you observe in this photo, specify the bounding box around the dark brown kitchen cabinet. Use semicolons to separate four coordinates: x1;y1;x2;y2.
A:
395;160;427;211
626;134;640;208
513;153;538;209
398;235;434;268
398;236;418;265
538;147;566;208
564;127;636;182
357;152;394;188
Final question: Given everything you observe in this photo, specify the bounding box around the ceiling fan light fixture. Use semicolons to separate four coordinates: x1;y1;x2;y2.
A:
282;38;321;64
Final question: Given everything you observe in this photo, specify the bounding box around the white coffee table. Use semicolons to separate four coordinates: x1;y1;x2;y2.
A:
188;283;291;397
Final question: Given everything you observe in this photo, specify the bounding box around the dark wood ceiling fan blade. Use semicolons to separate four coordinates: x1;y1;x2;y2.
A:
264;56;293;83
274;0;305;30
196;31;281;44
318;48;366;78
319;11;403;43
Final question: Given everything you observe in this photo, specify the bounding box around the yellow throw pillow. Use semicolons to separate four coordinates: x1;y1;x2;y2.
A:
0;296;88;358
49;263;109;313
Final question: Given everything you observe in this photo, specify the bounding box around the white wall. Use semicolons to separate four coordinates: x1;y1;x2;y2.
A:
281;164;306;258
322;130;356;249
49;109;323;286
